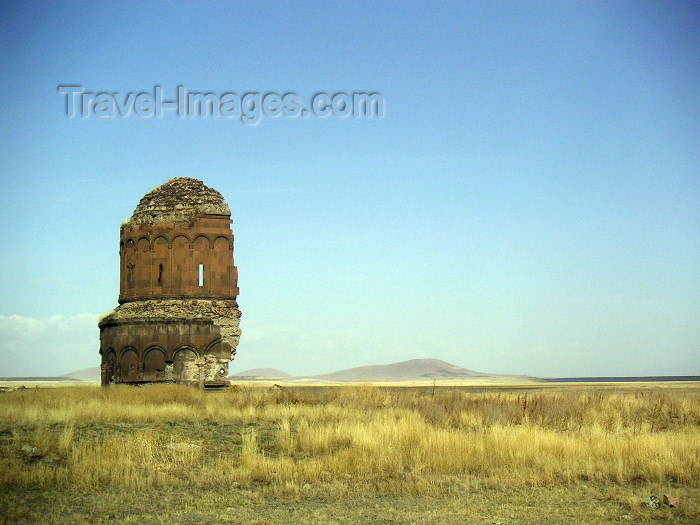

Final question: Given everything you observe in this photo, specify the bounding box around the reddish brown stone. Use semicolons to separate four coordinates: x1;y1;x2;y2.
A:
99;178;241;388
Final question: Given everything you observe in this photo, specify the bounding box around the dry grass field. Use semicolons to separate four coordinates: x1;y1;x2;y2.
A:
0;382;698;524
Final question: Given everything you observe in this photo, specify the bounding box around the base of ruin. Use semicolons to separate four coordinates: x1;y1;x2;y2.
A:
98;299;241;388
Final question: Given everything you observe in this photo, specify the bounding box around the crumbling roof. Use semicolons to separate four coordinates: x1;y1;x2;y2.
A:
127;177;230;225
101;299;241;322
99;299;242;353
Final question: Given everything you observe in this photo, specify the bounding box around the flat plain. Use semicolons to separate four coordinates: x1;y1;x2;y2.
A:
1;381;698;524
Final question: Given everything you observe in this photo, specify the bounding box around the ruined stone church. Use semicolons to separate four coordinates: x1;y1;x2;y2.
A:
98;178;241;387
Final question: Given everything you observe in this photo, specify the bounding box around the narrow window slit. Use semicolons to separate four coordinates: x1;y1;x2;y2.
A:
198;263;204;287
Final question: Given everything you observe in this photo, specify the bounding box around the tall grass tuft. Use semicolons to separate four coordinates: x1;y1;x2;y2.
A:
0;383;698;493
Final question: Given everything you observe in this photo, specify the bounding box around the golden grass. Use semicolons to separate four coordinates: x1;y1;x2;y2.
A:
0;383;698;495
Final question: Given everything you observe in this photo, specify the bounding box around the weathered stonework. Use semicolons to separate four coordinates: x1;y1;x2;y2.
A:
99;178;241;388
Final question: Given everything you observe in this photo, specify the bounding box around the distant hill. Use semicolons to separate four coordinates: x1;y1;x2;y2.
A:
0;376;80;382
230;368;294;379
231;358;499;382
46;361;699;384
61;367;100;382
312;358;489;382
59;359;499;383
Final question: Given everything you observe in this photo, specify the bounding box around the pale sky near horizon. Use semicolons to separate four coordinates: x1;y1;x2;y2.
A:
1;1;698;378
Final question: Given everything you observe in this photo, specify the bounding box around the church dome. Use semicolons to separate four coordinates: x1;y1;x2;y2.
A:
128;177;231;224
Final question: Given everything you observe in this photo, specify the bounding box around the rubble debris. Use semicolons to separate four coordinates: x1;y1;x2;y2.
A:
662;494;679;508
129;177;230;225
20;445;39;456
643;495;660;508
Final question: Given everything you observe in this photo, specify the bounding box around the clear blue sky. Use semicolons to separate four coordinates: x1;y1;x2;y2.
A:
1;1;698;377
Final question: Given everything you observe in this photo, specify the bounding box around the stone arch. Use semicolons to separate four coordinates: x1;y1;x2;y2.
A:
143;346;166;381
170;235;190;293
203;338;230;382
171;233;190;245
137;237;151;252
194;236;210;291
103;349;117;384
153;236;169;292
134;238;151;292
205;338;225;358
173;346;199;384
193;234;211;247
174;345;199;360
213;235;231;250
122;239;136;295
119;348;139;382
118;345;137;360
212;236;232;293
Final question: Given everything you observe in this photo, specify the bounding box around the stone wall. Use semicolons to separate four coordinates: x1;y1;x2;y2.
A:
119;214;239;302
99;178;241;388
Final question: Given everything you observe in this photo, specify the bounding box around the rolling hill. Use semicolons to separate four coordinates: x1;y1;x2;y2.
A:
230;368;294;379
60;367;100;381
61;358;498;383
311;358;488;382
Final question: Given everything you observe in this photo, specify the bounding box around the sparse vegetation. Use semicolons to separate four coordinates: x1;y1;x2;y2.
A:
1;383;698;523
